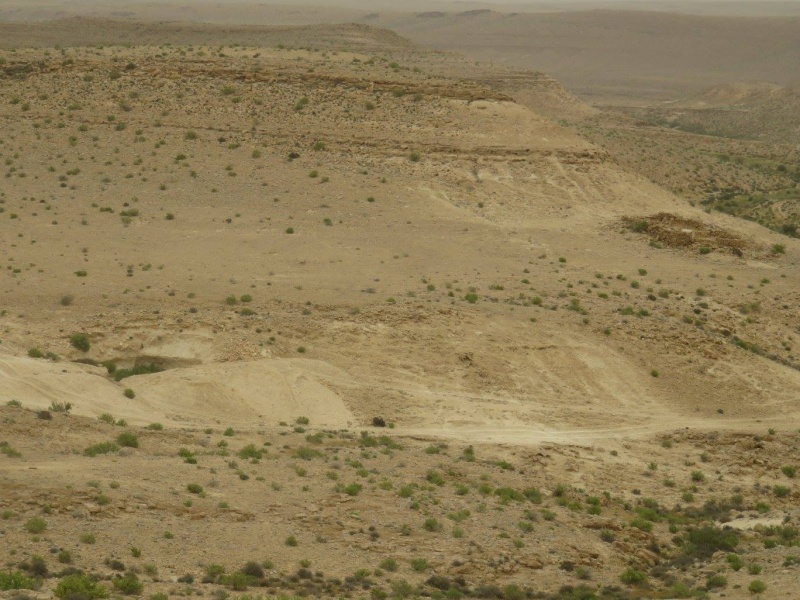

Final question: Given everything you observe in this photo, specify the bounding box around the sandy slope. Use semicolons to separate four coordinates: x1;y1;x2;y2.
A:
0;19;799;599
0;31;798;445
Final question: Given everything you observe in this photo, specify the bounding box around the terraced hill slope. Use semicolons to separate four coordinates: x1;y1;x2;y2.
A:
0;20;799;600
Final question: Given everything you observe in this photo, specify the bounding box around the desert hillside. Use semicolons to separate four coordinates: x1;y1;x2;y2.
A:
617;83;800;146
3;2;800;101
1;18;799;600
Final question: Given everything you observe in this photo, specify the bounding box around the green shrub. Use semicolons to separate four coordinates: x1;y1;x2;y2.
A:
423;518;441;532
426;470;445;486
726;553;743;571
295;446;321;461
523;487;542;503
1;444;22;458
773;485;790;498
114;363;163;381
410;558;428;572
237;444;262;460
187;483;203;494
379;558;398;572
495;487;525;503
748;580;766;594
706;574;727;589
54;574;109;599
0;571;36;591
117;432;138;448
112;573;143;595
25;517;46;534
123;388;135;399
685;526;739;558
84;441;119;456
69;333;91;352
49;401;72;413
619;567;646;585
204;564;225;582
344;483;363;496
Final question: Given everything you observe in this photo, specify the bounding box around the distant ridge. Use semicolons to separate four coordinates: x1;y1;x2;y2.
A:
0;17;414;51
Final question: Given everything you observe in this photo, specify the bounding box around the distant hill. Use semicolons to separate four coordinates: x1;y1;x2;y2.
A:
374;9;800;101
0;17;413;52
612;83;800;145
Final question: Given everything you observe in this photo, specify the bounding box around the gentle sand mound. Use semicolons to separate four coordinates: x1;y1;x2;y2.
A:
127;359;356;428
0;353;355;429
0;354;125;417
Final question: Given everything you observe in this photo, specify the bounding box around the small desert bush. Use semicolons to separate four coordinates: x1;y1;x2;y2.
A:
238;444;263;460
295;447;321;461
0;571;36;591
423;518;441;532
49;401;72;413
220;572;252;591
748;580;766;594
1;443;22;458
84;441;120;457
239;562;264;578
410;558;428;572
25;517;47;534
685;526;739;558
69;333;90;352
379;558;398;572
344;483;363;496
112;572;143;595
55;574;108;599
117;432;138;448
619;567;646;585
773;485;791;497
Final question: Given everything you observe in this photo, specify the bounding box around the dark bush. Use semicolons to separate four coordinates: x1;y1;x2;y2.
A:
112;572;143;595
116;432;138;448
426;576;451;591
69;334;91;352
685;526;738;558
240;562;264;578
